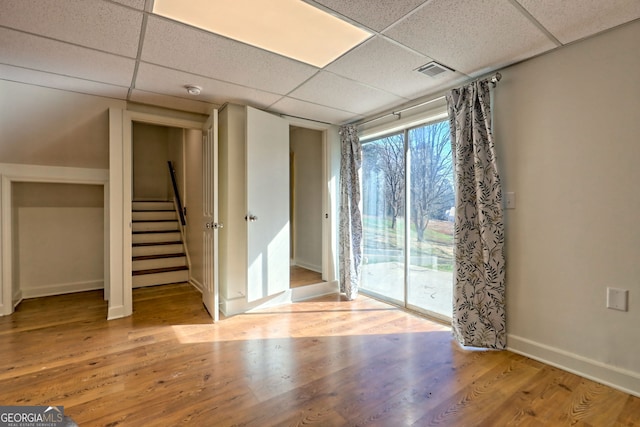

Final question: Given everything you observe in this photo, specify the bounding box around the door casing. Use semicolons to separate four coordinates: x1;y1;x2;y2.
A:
109;108;207;319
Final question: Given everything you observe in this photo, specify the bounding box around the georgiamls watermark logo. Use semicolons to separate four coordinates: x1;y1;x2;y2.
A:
0;406;78;427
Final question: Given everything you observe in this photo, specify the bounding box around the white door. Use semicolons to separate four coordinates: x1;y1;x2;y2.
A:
202;110;219;321
245;107;290;302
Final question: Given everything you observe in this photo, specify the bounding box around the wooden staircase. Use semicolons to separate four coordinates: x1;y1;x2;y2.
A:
132;201;189;287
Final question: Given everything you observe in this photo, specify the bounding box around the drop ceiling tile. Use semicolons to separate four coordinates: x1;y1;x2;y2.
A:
0;64;129;99
269;97;363;125
0;0;143;57
135;63;283;109
130;89;215;115
326;36;468;99
517;0;640;44
288;71;405;115
305;0;427;32
384;0;558;75
141;16;319;95
110;0;145;10
0;28;136;86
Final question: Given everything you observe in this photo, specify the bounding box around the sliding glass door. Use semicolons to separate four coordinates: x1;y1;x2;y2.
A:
361;120;454;320
361;133;405;305
406;121;454;320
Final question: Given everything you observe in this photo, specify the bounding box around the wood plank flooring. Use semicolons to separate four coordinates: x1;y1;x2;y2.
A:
0;284;638;426
290;265;324;288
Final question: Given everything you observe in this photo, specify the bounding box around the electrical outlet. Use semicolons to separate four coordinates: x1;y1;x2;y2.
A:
606;287;628;311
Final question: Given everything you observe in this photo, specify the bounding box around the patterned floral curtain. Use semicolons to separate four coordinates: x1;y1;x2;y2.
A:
338;124;363;300
446;80;506;349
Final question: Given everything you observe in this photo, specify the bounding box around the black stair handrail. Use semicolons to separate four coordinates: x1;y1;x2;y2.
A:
168;161;186;226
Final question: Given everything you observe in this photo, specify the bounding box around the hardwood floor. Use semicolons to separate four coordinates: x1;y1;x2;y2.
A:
1;284;638;426
290;265;324;288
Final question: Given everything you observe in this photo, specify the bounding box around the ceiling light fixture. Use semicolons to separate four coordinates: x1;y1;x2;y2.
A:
153;0;371;68
185;85;202;96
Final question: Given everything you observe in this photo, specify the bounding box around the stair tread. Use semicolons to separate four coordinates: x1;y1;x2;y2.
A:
133;241;182;247
133;265;189;276
132;200;186;285
132;230;179;234
133;253;186;261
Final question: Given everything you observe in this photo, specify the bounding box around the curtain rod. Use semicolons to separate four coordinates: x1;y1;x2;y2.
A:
355;72;502;128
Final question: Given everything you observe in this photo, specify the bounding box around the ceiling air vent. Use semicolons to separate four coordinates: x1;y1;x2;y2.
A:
416;61;454;77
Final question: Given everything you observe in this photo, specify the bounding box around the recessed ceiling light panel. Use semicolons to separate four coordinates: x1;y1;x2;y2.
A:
153;0;372;68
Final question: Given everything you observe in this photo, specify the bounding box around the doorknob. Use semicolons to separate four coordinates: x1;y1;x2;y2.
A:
244;214;258;222
213;223;224;229
205;222;211;229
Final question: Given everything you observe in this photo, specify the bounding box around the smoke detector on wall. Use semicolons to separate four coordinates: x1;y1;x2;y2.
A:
416;61;454;77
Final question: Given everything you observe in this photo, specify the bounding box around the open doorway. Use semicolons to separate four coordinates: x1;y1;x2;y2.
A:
130;120;219;319
109;108;217;320
131;122;189;290
289;126;324;289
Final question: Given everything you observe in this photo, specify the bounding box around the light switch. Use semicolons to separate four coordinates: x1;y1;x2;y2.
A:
505;192;516;209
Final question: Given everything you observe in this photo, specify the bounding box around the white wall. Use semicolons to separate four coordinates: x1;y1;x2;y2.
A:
168;127;185;203
12;183;104;298
0;81;124;169
290;127;323;272
132;123;185;201
0;82;118;304
494;20;640;395
132;122;170;200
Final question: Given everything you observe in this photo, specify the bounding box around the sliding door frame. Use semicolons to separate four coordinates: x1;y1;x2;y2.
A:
360;103;453;322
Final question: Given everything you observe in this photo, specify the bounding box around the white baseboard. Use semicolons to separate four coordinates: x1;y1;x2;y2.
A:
0;289;24;316
0;303;10;316
221;292;290;317
220;281;339;317
508;334;640;398
291;280;338;301
21;280;104;299
13;289;23;309
292;260;322;273
107;304;127;320
189;278;204;293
